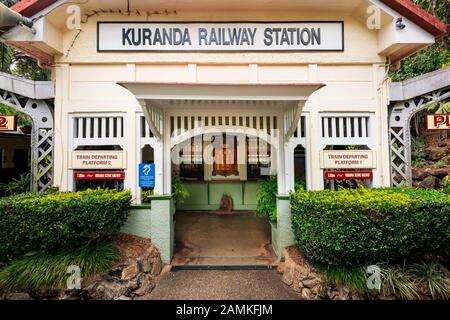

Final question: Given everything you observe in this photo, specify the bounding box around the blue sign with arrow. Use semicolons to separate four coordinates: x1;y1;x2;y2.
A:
139;163;155;188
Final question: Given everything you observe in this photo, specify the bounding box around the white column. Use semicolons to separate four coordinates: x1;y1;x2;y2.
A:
154;141;164;195
163;112;172;194
276;113;286;194
284;143;295;192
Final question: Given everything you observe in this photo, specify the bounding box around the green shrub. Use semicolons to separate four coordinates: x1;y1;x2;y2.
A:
0;241;119;292
0;189;131;260
0;173;31;197
256;176;278;222
172;176;189;207
291;188;450;266
257;176;306;222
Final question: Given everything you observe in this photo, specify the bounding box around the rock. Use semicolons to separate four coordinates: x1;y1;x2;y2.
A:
125;279;139;291
277;262;286;274
219;194;233;212
292;278;304;293
418;175;442;189
121;262;139;280
301;288;313;300
312;284;328;299
115;295;132;300
133;274;155;296
141;255;153;273
160;264;172;275
426;148;447;161
281;268;294;286
5;292;33;300
90;281;127;300
412;167;429;180
327;287;338;299
334;286;350;300
443;155;450;165
134;294;152;300
412;180;421;188
428;168;449;178
150;258;162;277
437;141;447;148
302;278;322;289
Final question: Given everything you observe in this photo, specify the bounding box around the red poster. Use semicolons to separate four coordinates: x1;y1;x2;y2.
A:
324;171;373;180
74;171;125;180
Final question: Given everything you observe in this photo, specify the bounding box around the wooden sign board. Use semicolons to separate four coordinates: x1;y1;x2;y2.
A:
320;150;376;169
0;115;17;131
69;151;127;169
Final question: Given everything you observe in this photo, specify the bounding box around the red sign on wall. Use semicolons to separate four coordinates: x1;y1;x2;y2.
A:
74;171;125;180
0;115;17;131
425;114;450;130
324;171;373;180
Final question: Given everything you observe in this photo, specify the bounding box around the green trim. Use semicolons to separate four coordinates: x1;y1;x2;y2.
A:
147;193;174;200
130;205;152;209
276;194;290;200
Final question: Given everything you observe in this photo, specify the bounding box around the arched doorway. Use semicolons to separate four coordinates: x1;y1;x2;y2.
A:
171;128;279;266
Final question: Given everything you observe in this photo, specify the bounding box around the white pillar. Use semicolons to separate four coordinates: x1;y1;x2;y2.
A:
163;112;172;194
276;114;286;194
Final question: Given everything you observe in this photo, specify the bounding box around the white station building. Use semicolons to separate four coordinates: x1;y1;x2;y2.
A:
1;0;447;262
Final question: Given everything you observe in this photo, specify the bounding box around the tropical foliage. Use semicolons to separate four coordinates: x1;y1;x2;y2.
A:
390;0;449;82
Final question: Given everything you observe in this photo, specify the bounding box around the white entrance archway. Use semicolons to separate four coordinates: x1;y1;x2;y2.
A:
119;81;324;261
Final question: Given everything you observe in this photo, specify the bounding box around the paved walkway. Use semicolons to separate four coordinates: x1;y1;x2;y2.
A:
172;212;277;266
143;270;301;300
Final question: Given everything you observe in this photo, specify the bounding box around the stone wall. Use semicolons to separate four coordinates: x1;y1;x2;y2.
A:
412;136;449;189
278;246;359;300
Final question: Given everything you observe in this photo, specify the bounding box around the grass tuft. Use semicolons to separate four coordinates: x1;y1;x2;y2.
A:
0;241;120;292
318;265;369;294
380;265;420;300
410;262;450;300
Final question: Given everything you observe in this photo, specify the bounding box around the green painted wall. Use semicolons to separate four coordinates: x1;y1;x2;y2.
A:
120;206;152;238
178;181;262;211
120;197;175;264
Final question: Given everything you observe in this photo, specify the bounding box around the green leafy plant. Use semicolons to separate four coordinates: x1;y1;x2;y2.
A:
141;189;153;203
411;136;427;167
0;104;32;127
380;265;420;300
172;176;189;207
410;262;450;299
0;241;119;292
0;189;131;260
0;173;30;197
291;188;450;266
256;177;306;222
442;176;450;194
256;176;278;222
